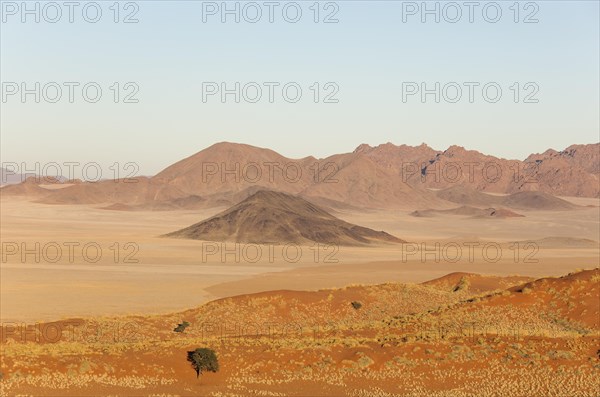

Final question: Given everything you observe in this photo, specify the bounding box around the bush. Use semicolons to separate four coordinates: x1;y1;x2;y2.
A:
187;348;219;378
351;301;362;310
174;321;190;333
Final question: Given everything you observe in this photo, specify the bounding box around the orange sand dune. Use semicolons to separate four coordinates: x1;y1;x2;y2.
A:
1;269;598;396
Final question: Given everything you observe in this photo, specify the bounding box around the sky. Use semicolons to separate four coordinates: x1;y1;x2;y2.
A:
1;0;599;176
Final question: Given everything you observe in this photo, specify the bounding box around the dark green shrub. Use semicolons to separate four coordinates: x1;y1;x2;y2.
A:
187;348;219;378
351;301;362;310
174;321;190;333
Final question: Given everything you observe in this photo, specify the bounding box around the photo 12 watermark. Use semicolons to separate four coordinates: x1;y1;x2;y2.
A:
401;160;540;184
200;242;339;264
1;241;140;264
1;320;144;344
399;241;539;264
194;320;340;345
1;1;140;24
401;1;539;24
199;161;339;184
1;82;140;104
200;1;339;24
201;82;339;104
1;161;141;183
401;82;539;104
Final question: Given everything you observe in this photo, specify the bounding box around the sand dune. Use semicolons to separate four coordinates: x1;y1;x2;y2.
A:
2;269;598;396
421;272;534;293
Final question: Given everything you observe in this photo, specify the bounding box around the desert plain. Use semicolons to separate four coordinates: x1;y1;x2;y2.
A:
0;142;599;396
1;193;599;323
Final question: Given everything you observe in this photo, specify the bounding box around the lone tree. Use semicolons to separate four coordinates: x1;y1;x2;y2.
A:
187;348;219;379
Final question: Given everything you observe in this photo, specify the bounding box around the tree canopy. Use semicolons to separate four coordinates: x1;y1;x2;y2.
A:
187;348;219;378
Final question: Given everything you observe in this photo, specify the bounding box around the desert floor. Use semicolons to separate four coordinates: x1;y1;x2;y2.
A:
1;195;598;322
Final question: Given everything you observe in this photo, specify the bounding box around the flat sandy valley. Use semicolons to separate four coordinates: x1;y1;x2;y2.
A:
2;194;598;323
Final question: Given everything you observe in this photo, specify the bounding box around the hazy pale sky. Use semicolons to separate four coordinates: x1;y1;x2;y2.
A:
1;0;599;176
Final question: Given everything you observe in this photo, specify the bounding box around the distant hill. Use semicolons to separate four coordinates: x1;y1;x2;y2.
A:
500;191;577;210
164;190;405;246
0;176;64;196
0;168;66;186
435;186;577;211
435;186;504;207
0;167;27;185
411;205;524;218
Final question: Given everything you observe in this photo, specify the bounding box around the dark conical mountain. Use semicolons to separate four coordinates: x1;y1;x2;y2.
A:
164;190;405;246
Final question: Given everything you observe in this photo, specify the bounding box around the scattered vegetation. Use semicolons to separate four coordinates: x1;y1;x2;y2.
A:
453;276;470;292
2;268;598;395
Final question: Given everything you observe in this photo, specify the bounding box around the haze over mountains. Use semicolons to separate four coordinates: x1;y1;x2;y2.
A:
0;168;66;186
2;142;598;210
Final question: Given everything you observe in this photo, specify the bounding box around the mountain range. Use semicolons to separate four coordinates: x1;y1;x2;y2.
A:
2;142;597;210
